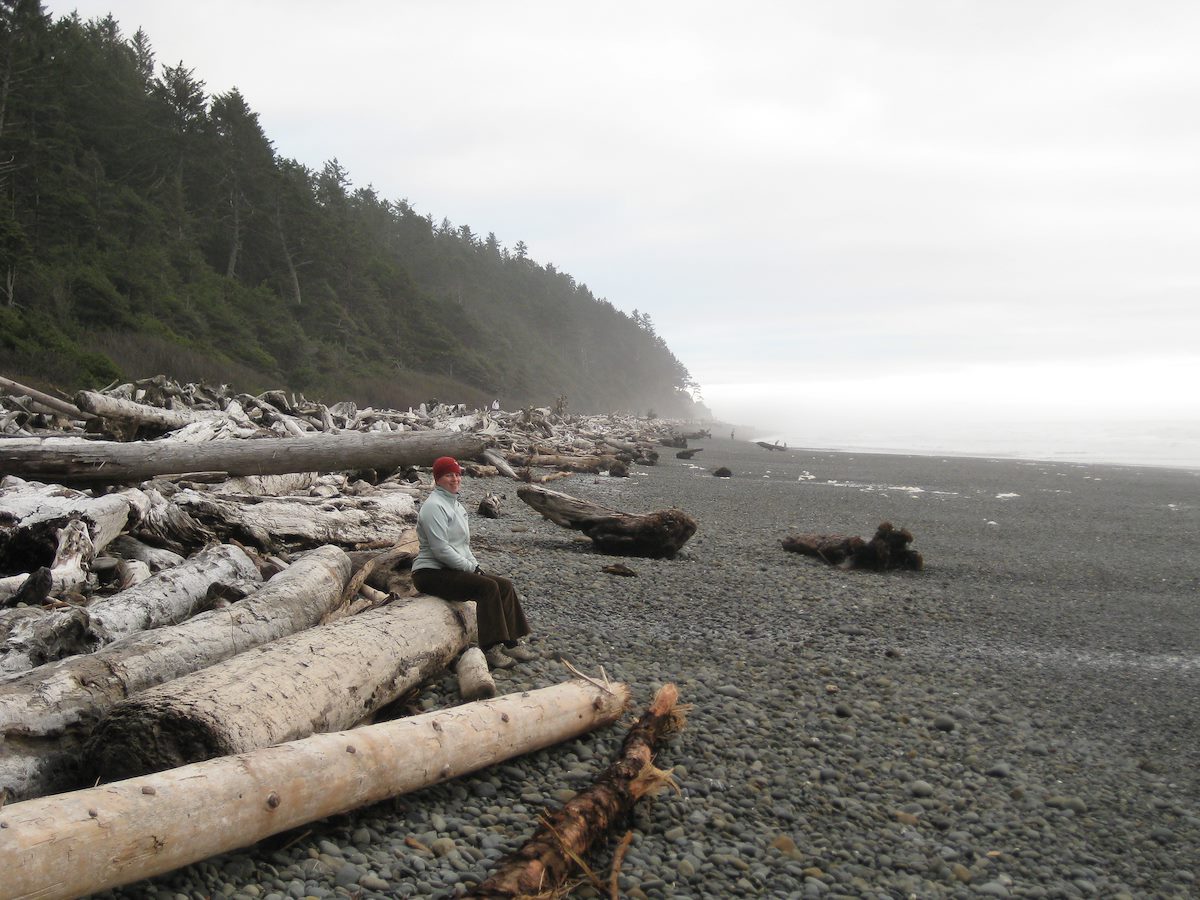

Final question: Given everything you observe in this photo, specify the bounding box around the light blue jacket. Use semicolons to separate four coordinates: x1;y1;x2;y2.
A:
413;486;479;572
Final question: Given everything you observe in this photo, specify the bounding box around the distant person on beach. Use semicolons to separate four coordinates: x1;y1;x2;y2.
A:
412;456;535;669
730;429;735;440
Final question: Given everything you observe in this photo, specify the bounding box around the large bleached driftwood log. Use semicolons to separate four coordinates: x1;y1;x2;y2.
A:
74;390;223;431
0;545;350;802
517;485;697;558
85;543;261;641
171;488;418;549
0;544;261;675
470;683;684;898
0;679;630;900
87;595;478;781
0;430;489;485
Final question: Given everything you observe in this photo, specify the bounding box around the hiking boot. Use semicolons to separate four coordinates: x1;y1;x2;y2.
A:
484;646;515;670
501;641;539;663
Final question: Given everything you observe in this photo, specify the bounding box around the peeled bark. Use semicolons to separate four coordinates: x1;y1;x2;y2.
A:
0;679;630;900
0;545;351;802
0;430;489;485
517;485;696;558
470;683;682;898
87;595;478;781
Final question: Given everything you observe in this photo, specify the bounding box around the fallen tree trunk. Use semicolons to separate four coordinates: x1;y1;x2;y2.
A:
171;488;418;550
85;543;262;642
508;452;619;473
470;683;683;898
481;448;519;479
87;595;478;781
517;485;697;558
0;375;92;421
0;679;630;900
0;430;490;485
0;545;350;802
0;543;261;674
74;390;222;432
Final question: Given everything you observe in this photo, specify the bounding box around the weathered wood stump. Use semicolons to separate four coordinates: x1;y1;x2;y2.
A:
782;521;924;571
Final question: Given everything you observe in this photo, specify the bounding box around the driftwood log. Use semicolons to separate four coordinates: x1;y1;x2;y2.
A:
456;646;497;701
675;448;703;459
517;485;696;558
74;389;223;431
756;440;787;451
0;375;92;421
508;452;620;474
0;545;351;802
782;521;924;571
0;430;488;485
469;683;684;897
0;543;261;675
0;679;630;900
87;595;477;781
170;488;418;550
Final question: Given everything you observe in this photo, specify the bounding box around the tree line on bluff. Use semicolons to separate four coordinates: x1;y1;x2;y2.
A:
0;3;704;417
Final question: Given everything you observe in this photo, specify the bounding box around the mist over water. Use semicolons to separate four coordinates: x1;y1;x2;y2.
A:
744;413;1200;470
704;362;1200;470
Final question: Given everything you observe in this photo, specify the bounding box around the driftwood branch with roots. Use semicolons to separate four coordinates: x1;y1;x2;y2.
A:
468;682;686;898
782;521;924;571
517;485;696;559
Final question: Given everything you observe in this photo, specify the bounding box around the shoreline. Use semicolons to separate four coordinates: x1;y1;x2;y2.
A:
725;428;1200;474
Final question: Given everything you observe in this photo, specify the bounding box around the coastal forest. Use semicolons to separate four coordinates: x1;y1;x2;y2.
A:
0;3;702;416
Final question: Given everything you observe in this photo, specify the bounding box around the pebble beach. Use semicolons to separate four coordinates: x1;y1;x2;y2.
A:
101;437;1200;899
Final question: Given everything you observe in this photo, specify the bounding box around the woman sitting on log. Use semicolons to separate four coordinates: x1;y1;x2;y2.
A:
412;456;537;669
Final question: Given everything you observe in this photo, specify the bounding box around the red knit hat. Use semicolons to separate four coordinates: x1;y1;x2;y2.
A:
432;456;462;480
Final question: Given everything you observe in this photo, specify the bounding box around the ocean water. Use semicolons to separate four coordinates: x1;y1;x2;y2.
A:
744;418;1200;471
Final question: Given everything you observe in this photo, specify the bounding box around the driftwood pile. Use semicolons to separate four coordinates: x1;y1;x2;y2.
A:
0;375;696;896
782;521;925;571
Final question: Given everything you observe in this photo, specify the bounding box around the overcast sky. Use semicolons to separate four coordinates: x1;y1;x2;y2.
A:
48;1;1200;462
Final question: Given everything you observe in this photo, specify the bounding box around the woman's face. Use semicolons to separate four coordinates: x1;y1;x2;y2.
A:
436;471;462;494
